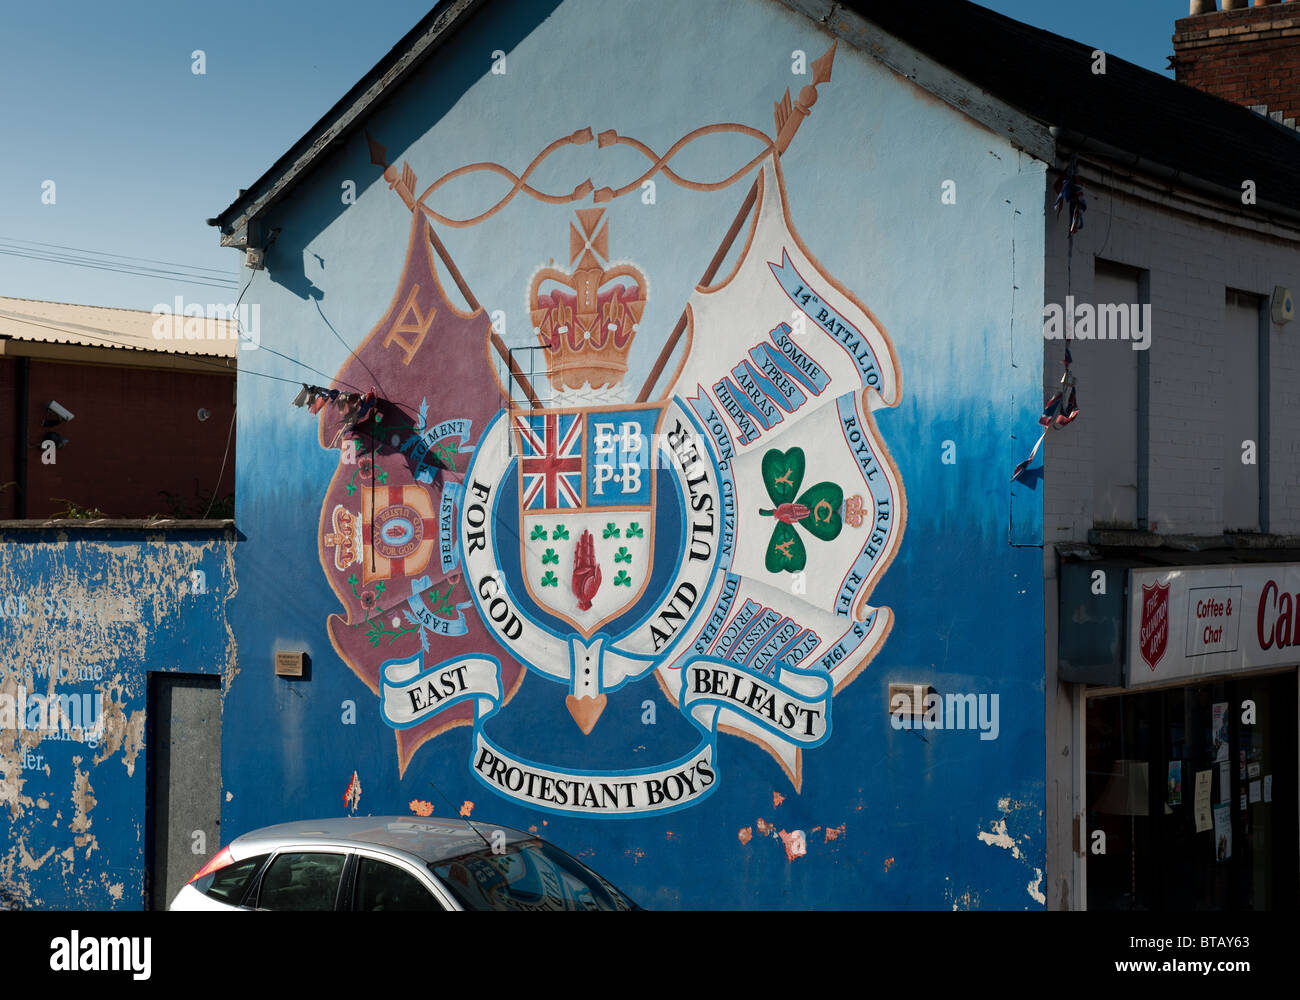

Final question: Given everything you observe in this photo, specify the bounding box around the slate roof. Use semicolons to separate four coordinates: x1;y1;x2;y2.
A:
843;0;1300;219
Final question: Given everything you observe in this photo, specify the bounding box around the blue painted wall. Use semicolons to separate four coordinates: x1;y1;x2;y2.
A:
223;0;1046;908
0;527;234;909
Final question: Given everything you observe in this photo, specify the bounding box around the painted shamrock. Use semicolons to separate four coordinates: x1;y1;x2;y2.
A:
603;523;620;539
758;446;843;573
530;525;548;541
540;570;558;587
614;546;632;564
552;524;570;540
541;548;559;565
625;522;644;539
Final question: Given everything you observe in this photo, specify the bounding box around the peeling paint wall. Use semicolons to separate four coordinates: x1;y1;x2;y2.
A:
0;527;235;909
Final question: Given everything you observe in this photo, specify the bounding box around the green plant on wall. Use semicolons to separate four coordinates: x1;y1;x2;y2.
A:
157;487;235;519
49;498;107;519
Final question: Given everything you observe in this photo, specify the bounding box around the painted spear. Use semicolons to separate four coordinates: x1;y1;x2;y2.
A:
636;41;837;403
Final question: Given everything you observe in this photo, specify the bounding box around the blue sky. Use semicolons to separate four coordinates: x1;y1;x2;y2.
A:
0;0;1191;312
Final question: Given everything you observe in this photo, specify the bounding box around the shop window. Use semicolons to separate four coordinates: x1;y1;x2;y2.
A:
1086;671;1297;909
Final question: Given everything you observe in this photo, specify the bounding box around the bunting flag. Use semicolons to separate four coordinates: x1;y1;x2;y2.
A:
1012;375;1078;483
1053;164;1086;235
1015;162;1084;485
294;385;380;442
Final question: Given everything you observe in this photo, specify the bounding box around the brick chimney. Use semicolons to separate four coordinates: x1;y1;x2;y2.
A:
1172;0;1300;129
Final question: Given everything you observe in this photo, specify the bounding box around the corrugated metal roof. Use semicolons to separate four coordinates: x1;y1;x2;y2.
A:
0;296;240;358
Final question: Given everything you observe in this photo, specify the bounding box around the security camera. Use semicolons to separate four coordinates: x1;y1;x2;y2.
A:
44;401;75;424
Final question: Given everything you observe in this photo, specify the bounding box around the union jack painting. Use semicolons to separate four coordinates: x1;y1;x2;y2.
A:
515;411;584;511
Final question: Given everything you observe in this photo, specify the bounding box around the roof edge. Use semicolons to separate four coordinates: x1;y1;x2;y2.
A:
208;0;489;249
778;0;1057;163
1051;126;1300;231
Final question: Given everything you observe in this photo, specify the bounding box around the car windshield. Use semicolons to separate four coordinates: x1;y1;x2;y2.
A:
429;838;637;911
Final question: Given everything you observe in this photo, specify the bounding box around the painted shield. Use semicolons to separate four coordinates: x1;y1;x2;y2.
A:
1139;580;1171;671
514;403;664;639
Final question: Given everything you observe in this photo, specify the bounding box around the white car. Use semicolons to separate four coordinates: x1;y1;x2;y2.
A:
170;816;639;911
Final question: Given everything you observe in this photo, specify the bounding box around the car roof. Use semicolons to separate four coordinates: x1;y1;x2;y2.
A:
229;816;534;864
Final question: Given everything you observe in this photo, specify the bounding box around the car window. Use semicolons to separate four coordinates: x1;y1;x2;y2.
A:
198;853;268;905
430;839;637;911
353;856;444;911
256;852;347;911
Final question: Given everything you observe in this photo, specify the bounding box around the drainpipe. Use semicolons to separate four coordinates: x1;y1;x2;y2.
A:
14;357;28;518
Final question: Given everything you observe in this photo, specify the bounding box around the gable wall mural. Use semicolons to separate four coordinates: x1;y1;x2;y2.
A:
224;0;1048;908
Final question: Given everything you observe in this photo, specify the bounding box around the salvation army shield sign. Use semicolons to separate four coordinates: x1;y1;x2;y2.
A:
1139;580;1171;670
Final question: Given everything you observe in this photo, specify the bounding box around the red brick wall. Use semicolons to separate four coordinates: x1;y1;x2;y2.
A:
3;358;235;519
1173;2;1300;126
0;359;16;518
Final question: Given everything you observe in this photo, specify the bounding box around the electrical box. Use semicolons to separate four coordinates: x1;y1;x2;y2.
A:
1273;285;1294;325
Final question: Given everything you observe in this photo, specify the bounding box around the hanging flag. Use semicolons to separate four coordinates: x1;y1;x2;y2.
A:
1012;376;1079;483
316;206;525;775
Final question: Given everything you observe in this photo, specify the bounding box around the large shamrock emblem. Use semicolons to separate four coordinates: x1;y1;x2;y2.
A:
758;447;843;573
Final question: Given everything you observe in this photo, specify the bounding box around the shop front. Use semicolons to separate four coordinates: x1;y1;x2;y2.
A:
1060;559;1299;910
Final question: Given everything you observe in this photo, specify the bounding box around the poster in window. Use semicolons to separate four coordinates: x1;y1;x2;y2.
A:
1213;803;1232;861
1194;770;1213;833
1211;702;1229;762
1166;760;1182;806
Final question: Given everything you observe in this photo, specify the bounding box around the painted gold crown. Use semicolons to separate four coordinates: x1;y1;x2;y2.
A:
529;208;646;391
325;505;360;570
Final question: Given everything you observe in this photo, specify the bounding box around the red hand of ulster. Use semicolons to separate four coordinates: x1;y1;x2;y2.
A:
572;529;602;611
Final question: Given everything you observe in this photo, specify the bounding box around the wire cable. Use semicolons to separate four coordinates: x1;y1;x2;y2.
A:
0;247;238;290
0;235;238;277
202;404;236;519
